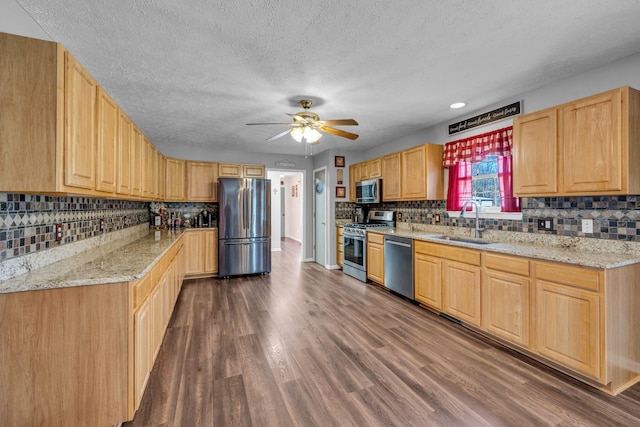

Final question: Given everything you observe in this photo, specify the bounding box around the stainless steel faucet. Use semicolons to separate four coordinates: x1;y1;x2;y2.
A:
460;199;484;238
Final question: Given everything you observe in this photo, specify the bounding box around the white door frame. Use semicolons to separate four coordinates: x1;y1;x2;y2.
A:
266;168;306;261
313;166;329;268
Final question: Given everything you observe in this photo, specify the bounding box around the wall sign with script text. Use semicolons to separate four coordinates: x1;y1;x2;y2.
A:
448;101;521;135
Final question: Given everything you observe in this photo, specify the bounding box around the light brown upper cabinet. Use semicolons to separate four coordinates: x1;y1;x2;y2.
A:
349;164;357;202
400;144;444;200
513;86;640;196
381;153;401;201
187;161;218;201
131;125;144;198
96;87;118;194
117;111;133;196
218;163;265;178
368;158;382;178
164;158;186;201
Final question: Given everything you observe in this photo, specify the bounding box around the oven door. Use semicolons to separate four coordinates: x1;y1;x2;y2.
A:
343;231;366;271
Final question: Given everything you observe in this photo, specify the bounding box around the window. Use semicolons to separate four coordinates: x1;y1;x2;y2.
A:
471;155;500;207
442;126;520;213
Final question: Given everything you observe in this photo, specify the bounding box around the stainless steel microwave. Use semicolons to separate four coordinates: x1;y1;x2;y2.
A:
356;178;382;203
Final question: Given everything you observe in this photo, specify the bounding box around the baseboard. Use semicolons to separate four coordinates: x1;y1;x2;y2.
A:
327;264;341;270
271;248;282;252
303;257;314;262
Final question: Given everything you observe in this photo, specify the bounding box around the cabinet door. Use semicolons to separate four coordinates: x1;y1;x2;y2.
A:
185;232;205;274
218;163;243;177
349;164;357;202
369;158;382;178
563;89;623;193
131;126;143;197
205;229;218;274
151;283;163;360
187;161;218;201
117;111;132;195
401;145;426;200
482;270;530;348
366;242;384;284
244;164;265;178
535;280;602;381
96;88;118;193
64;51;97;190
134;301;151;409
337;227;344;267
414;252;442;310
513;108;559;195
382;153;401;201
357;162;369;181
165;158;186;201
443;260;481;326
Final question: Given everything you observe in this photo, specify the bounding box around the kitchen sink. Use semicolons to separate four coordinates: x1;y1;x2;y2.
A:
432;236;494;245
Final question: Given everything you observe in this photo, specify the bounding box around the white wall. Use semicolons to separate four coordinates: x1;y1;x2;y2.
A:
0;0;52;40
283;174;303;242
267;170;281;251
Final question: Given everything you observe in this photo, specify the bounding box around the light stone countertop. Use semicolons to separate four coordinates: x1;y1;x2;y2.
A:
0;227;216;294
368;224;640;269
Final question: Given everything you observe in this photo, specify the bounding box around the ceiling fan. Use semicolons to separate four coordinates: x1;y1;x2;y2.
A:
247;100;359;144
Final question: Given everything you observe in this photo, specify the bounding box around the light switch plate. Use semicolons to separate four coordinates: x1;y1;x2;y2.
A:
582;219;593;234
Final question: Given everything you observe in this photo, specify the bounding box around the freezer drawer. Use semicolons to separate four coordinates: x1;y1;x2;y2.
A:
219;238;271;277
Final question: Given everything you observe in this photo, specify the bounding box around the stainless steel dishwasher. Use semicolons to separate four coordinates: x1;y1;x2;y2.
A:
384;235;414;299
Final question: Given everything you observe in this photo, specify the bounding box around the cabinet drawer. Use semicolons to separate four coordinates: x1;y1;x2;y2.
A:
337;226;343;237
415;240;480;266
485;253;530;277
133;274;152;309
535;261;602;292
368;232;385;245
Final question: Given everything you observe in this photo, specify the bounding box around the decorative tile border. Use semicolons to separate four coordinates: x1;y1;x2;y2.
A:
335;195;640;242
0;193;149;261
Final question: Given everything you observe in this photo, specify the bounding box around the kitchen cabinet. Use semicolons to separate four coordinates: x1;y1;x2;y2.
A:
366;232;385;284
349;164;357;202
96;87;118;194
187;161;218;201
117;111;133;195
64;49;98;191
185;229;218;277
368;157;382;178
337;226;344;267
412;241;481;325
134;286;152;409
218;163;265;178
513;86;640;196
401;144;444;200
482;253;530;348
356;162;370;181
414;242;442;309
533;261;603;381
131;125;144;198
382;152;401;201
165;157;186;201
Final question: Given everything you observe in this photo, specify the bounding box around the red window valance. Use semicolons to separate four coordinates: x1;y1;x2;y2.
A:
442;126;513;167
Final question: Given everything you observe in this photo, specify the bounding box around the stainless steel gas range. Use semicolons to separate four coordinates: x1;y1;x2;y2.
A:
342;210;395;282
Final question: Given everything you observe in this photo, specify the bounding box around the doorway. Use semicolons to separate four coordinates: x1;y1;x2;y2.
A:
313;167;327;267
267;170;304;257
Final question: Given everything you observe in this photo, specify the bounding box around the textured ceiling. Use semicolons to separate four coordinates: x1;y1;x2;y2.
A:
12;0;640;157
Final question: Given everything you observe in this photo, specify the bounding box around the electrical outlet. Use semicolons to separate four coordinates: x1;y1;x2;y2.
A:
55;223;63;241
582;218;593;234
435;214;441;223
100;219;105;232
537;218;554;231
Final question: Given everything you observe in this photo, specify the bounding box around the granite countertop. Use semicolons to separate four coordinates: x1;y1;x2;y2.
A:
368;227;640;269
0;228;201;294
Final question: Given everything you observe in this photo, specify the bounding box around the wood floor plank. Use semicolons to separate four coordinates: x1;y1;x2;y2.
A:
124;237;640;427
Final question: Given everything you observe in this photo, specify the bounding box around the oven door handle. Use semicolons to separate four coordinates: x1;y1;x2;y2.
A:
343;232;365;240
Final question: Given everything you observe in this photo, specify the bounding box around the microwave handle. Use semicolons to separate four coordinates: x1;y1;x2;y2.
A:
373;182;377;199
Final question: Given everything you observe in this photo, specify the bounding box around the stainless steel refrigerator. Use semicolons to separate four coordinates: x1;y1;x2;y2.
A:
218;177;271;277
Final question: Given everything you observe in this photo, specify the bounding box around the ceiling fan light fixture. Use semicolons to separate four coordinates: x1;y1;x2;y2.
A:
291;126;322;143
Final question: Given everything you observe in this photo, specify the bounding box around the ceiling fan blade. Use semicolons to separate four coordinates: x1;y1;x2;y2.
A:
265;128;292;141
321;126;359;140
246;122;292;125
318;119;359;126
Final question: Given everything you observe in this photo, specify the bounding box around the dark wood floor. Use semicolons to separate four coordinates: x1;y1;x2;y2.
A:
125;238;640;426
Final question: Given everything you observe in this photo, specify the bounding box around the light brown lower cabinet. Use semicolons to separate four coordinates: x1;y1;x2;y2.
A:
366;232;385;284
482;253;530;348
336;226;344;267
412;238;640;395
185;229;218;277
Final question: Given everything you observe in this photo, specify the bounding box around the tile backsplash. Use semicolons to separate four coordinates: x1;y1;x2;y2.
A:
336;195;640;241
0;193;149;261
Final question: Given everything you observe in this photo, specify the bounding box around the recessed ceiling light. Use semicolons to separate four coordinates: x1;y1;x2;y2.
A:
450;102;466;109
